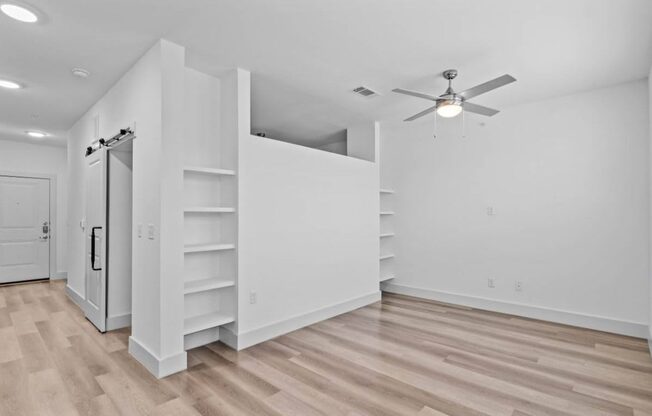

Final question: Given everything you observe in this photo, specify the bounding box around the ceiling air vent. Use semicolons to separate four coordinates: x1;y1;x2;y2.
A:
353;86;379;97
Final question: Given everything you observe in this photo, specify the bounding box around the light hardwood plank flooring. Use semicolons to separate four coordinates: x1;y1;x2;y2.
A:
0;280;651;415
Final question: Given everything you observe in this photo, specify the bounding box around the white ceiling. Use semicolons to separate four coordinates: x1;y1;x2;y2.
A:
1;0;651;147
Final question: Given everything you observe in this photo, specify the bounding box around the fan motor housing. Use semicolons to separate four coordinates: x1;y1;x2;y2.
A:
443;69;458;80
437;95;463;108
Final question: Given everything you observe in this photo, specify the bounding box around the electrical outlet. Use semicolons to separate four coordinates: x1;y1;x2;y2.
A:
486;206;495;216
249;291;257;304
515;281;523;292
487;278;495;288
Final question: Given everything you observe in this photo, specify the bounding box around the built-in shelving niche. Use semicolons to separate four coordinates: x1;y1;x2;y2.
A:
180;67;240;350
182;170;237;350
380;189;395;285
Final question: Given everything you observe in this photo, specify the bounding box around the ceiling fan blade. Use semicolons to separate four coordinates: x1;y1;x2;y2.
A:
404;104;439;121
393;88;440;102
463;102;500;117
458;74;516;100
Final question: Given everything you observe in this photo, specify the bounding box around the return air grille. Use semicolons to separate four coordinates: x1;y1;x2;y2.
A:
353;86;379;97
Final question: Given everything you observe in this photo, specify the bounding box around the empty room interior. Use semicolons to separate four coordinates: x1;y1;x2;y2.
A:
1;1;652;415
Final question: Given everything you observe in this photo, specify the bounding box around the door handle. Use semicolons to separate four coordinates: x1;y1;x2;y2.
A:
42;221;49;234
91;226;102;271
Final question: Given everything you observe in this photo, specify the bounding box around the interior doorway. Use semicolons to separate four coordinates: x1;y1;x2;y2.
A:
0;175;50;284
83;133;134;332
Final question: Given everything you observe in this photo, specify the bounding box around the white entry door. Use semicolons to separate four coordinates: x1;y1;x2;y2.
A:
85;149;107;331
0;176;50;284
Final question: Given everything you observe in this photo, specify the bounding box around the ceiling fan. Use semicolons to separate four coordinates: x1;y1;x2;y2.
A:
393;70;516;121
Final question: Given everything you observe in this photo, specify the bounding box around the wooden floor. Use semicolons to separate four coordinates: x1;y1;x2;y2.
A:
1;281;651;416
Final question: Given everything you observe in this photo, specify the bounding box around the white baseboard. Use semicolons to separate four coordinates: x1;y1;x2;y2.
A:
65;284;87;314
51;271;68;280
184;327;220;350
128;336;187;379
219;325;238;350
67;286;132;332
230;291;382;350
106;313;131;331
382;283;647;338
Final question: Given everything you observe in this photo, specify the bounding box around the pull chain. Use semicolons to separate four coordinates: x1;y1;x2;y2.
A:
462;109;466;138
433;112;437;139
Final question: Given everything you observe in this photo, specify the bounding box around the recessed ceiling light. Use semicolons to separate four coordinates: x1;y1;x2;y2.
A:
0;3;38;23
0;79;21;89
26;131;46;138
72;68;90;78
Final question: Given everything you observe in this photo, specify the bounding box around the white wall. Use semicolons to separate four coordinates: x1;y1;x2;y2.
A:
237;135;380;347
0;139;67;277
68;40;187;377
649;69;652;344
316;139;347;155
67;42;163;305
381;80;650;337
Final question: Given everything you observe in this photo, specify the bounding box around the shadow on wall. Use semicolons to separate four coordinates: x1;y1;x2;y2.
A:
251;129;347;155
250;73;366;156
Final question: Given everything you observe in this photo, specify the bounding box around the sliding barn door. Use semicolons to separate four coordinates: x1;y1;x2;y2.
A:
84;149;107;332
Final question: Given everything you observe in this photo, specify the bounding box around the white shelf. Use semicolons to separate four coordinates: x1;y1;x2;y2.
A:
184;278;235;295
380;211;395;216
380;189;395;194
380;233;395;238
184;243;236;253
184;312;234;335
184;207;236;213
184;166;236;176
380;275;395;282
379;254;395;260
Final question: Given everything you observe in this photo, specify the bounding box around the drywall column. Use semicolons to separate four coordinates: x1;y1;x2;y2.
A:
218;68;250;348
347;122;379;163
348;122;383;285
649;67;652;354
129;40;187;378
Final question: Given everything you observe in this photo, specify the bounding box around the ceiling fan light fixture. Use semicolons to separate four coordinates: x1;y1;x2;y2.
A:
394;69;515;122
436;102;463;118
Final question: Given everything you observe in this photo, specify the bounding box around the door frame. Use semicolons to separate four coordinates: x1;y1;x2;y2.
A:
0;170;59;280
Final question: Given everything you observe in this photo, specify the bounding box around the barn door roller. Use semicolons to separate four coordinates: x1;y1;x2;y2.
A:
85;127;135;157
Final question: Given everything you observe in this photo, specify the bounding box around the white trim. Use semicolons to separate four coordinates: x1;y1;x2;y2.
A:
382;283;647;338
106;313;131;331
184;327;220;350
219;325;238;350
0;171;59;281
51;271;67;280
229;291;382;350
69;283;131;331
65;284;86;312
128;336;187;379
